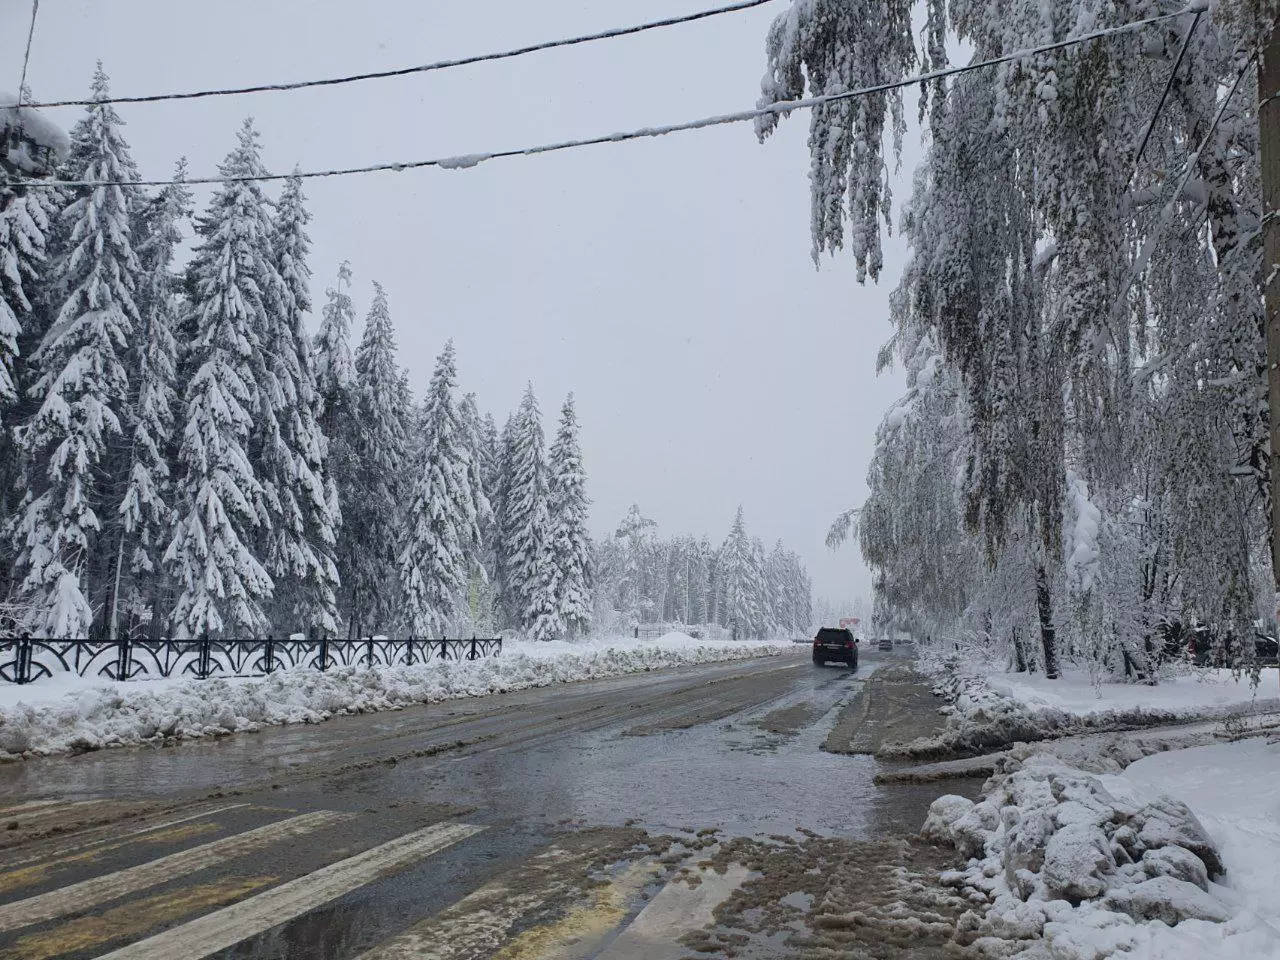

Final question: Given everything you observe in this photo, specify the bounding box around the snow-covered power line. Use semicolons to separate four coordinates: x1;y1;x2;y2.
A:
16;0;39;110
21;6;1197;190
22;0;778;110
1128;7;1204;189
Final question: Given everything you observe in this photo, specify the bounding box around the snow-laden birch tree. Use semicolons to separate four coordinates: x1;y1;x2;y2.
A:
765;0;1273;674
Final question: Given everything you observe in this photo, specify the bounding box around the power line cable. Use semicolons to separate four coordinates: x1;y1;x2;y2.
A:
23;0;778;110
1128;7;1203;188
1116;48;1258;322
14;0;40;133
21;6;1196;191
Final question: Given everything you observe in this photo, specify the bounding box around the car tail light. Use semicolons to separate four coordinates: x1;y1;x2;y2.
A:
845;641;853;649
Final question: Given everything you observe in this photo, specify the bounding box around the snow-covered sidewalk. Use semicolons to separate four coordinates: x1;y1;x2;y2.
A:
923;737;1280;959
0;633;795;760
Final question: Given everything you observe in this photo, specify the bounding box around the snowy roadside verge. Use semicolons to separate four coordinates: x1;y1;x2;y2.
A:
883;653;1280;761
0;634;796;760
922;739;1280;959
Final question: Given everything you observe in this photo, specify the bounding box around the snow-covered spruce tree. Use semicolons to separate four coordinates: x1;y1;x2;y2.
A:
0;188;52;430
544;394;592;638
0;171;58;588
457;392;495;626
492;412;520;628
265;170;340;635
10;66;142;637
503;385;552;634
399;341;478;635
107;160;191;637
612;504;657;625
344;281;410;635
718;507;763;639
765;540;812;634
311;260;357;629
313;260;355;432
165;121;277;637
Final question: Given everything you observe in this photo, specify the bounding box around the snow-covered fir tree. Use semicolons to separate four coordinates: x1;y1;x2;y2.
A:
0;189;50;428
589;506;810;637
717;507;764;639
492;412;519;628
107;159;190;637
543;394;592;638
10;66;142;636
502;385;552;633
458;392;495;625
165;120;276;637
313;260;355;430
344;281;410;634
399;341;480;635
311;261;358;633
265;170;340;635
0;170;58;583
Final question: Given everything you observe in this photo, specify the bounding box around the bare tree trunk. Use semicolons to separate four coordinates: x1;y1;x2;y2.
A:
1035;563;1060;679
1012;627;1028;673
1261;15;1280;698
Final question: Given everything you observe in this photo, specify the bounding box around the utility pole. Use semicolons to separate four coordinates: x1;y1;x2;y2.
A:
1261;18;1280;689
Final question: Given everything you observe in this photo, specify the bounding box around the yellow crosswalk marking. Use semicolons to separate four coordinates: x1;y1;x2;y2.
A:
0;821;221;896
0;876;276;960
97;822;485;960
0;810;352;933
0;802;250;870
356;838;652;960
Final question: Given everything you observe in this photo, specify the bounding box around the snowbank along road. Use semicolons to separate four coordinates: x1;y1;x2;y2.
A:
0;646;979;959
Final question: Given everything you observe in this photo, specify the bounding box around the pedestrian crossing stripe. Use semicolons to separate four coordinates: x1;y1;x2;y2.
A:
94;821;485;960
0;810;353;933
354;840;604;960
0;876;277;960
0;802;251;871
0;820;221;897
0;815;745;960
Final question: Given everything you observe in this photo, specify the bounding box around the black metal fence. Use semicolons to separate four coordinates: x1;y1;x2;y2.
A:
0;635;502;685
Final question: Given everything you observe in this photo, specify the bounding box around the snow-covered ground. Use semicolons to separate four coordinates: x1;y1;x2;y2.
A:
0;633;795;760
894;653;1280;760
984;667;1280;720
924;737;1280;959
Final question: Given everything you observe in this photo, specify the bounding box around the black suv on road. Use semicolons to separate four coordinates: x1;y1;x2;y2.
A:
812;627;858;669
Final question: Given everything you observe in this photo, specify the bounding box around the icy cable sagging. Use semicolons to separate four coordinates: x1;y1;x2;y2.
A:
922;755;1235;957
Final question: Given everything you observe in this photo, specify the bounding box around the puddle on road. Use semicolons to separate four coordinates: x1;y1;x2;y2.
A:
379;665;977;840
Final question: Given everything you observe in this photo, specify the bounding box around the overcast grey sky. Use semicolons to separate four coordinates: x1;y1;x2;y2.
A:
3;0;916;604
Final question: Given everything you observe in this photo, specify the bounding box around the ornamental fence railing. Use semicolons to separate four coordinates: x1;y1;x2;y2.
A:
0;635;502;685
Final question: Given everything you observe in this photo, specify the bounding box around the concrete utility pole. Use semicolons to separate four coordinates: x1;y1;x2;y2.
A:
1262;18;1280;686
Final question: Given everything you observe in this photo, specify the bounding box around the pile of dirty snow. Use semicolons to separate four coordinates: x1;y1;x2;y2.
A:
0;634;793;760
922;743;1280;958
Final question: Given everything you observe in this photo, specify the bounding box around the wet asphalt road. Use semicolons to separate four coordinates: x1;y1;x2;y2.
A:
0;647;969;959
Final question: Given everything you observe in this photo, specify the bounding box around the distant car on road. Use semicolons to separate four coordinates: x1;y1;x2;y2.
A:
812;627;858;670
877;638;893;652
